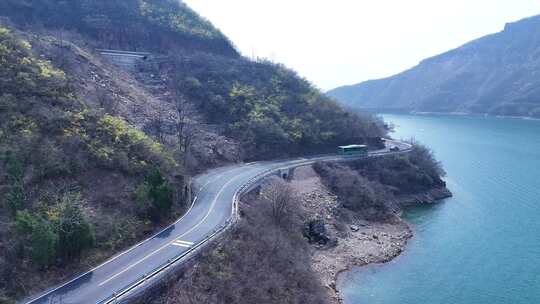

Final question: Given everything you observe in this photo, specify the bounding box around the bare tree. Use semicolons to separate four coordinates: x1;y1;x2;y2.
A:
261;180;296;225
151;101;169;144
169;78;200;165
55;28;68;69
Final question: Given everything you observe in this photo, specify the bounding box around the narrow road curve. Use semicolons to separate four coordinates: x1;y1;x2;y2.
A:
23;140;411;304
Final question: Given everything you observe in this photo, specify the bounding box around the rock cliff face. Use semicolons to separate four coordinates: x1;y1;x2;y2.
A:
328;15;540;118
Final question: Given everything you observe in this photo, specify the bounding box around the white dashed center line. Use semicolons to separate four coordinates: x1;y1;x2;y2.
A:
171;240;193;248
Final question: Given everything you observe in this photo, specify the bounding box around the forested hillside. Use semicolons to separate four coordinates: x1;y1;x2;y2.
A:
162;53;385;159
0;0;386;160
0;26;187;302
0;0;237;56
328;14;540;118
0;0;388;302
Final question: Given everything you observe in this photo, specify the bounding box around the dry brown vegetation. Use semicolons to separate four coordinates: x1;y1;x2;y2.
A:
147;179;330;304
314;143;448;220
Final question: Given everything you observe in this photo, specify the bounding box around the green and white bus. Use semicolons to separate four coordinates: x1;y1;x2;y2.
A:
337;144;368;156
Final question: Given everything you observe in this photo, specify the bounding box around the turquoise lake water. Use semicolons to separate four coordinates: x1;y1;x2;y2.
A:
341;114;540;304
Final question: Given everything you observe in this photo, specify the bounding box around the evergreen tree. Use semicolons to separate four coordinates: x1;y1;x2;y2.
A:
146;167;173;220
30;219;58;267
15;211;58;268
5;153;25;214
57;194;95;260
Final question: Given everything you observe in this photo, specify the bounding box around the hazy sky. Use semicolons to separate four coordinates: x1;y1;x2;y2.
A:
183;0;539;91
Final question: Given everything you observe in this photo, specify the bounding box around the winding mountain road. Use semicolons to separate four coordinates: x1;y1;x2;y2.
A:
24;140;411;304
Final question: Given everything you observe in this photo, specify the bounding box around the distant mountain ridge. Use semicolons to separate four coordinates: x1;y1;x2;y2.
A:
328;14;540;118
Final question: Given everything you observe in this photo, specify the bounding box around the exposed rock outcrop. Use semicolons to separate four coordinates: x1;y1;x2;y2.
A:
398;187;453;206
304;219;333;245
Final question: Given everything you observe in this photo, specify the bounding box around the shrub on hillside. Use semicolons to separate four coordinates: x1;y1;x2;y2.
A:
15;210;58;268
15;192;95;267
63;113;176;174
135;167;174;221
314;162;396;220
56;194;95;260
346;142;446;195
314;142;446;220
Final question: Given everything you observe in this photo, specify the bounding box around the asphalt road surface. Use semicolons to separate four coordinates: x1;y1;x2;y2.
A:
24;140;411;304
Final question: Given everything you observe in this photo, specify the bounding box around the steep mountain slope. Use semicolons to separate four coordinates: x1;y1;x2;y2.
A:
328;15;540;118
0;1;387;302
0;25;190;302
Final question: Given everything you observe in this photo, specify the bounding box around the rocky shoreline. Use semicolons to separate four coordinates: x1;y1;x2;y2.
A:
291;165;451;304
398;187;453;206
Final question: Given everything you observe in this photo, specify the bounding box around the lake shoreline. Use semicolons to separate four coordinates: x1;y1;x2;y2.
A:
329;187;452;303
409;111;540;121
326;218;413;304
356;109;540;121
412;111;540;121
338;114;540;303
290;166;452;303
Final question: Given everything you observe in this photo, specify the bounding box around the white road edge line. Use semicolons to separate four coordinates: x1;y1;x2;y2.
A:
98;172;246;287
23;171;228;304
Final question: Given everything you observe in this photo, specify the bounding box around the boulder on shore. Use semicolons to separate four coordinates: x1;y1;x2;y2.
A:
304;219;330;244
